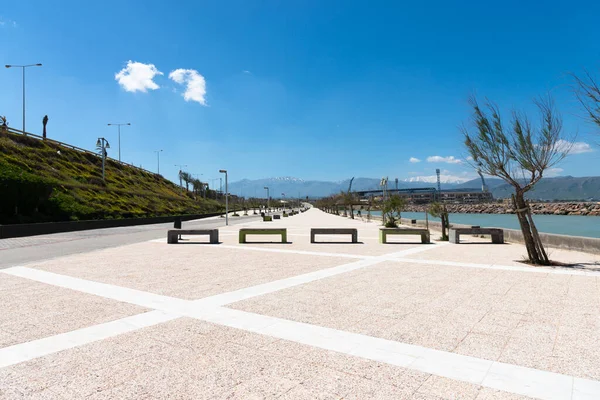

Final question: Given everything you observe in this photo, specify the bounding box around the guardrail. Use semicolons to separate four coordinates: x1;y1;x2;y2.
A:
2;126;158;177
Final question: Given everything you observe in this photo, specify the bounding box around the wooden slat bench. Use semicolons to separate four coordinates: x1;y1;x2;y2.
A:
239;228;287;243
273;215;281;219
263;216;273;222
449;228;504;244
379;228;430;244
167;229;219;244
310;228;358;243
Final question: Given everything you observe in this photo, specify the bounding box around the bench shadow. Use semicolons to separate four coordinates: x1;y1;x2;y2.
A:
383;242;434;245
311;241;364;244
455;242;508;245
174;241;223;245
240;241;294;244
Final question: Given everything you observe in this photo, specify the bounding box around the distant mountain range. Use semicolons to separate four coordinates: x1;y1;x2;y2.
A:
227;176;600;201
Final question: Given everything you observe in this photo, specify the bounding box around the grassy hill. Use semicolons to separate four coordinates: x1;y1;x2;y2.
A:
0;131;224;224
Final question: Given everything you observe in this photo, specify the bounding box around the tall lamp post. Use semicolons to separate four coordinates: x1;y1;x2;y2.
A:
5;63;43;134
282;193;286;212
96;138;110;181
107;123;130;162
154;150;163;174
264;186;270;211
219;170;228;226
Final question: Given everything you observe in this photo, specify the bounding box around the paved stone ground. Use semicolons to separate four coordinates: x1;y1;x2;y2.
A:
1;207;599;399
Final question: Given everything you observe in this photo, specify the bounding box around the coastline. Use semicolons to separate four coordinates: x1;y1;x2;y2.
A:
391;201;600;216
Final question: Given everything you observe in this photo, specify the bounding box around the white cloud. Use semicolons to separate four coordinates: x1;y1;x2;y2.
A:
0;17;17;27
115;61;163;93
545;167;564;177
426;155;463;164
466;156;474;161
555;139;594;155
242;70;252;74
409;157;421;163
168;69;207;105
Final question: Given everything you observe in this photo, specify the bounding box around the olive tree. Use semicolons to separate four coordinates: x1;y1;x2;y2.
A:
462;96;571;265
428;202;449;241
381;194;406;228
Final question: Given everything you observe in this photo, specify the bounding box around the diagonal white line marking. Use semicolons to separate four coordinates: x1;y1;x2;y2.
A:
392;257;600;277
188;307;588;400
1;267;189;312
0;311;178;369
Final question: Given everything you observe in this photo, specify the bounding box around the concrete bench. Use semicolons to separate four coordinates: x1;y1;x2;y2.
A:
449;228;504;244
379;228;430;244
273;215;281;220
263;216;273;222
167;229;218;244
310;228;358;243
239;228;287;243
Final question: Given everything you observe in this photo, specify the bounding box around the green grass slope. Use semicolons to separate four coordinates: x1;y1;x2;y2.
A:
0;131;223;224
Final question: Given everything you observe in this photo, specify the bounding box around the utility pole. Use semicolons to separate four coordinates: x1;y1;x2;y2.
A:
219;170;228;225
5;63;42;134
264;186;270;211
107;123;131;162
154;150;163;174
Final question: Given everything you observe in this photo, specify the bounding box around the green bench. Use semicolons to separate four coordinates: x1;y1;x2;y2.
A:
239;228;287;243
379;228;430;244
263;216;273;222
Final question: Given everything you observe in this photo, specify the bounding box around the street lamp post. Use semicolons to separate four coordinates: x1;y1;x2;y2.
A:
219;170;228;226
264;186;270;212
282;193;286;212
154;150;163;174
95;138;110;181
5;63;43;134
107;123;130;162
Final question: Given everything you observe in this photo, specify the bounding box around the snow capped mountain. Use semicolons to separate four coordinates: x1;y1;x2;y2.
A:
266;176;305;183
404;175;472;184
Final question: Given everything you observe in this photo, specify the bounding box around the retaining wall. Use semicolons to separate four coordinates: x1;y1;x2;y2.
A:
0;212;226;239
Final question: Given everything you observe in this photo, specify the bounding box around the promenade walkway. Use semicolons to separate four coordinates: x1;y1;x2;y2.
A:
1;208;599;399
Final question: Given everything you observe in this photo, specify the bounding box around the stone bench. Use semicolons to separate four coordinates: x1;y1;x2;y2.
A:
239;228;287;243
263;216;273;222
167;229;218;244
310;228;358;243
449;228;504;244
379;228;430;244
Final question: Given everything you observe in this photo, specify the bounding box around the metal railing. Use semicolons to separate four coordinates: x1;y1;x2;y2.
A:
2;126;158;176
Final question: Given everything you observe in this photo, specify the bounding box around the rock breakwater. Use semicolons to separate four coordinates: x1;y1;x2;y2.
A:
403;202;600;216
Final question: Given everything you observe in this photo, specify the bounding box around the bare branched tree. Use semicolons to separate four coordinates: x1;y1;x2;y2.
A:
572;69;600;131
462;95;571;265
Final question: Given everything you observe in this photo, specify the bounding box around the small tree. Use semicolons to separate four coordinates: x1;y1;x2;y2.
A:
42;115;49;139
343;191;355;219
462;95;571;265
381;194;406;228
429;202;449;241
1;116;8;133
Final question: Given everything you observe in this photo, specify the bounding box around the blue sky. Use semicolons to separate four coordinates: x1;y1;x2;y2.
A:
1;0;599;186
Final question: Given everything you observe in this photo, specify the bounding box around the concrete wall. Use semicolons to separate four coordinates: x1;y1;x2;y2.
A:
0;212;226;239
399;217;600;255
